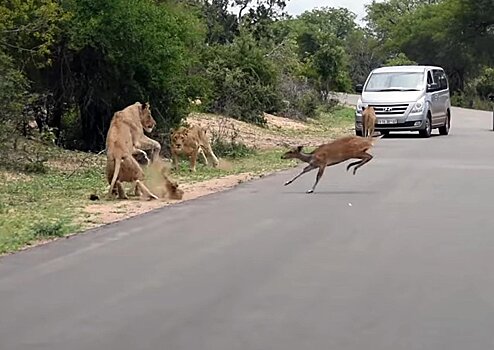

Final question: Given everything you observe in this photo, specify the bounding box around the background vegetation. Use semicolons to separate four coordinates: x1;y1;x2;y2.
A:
0;0;493;155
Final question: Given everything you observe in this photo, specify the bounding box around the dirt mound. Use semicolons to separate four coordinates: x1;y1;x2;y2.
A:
263;113;308;131
185;112;329;150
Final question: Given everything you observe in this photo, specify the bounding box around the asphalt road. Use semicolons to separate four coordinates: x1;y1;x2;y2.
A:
2;105;494;350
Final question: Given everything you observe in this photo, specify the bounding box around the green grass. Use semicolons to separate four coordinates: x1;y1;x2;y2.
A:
0;168;106;254
272;106;355;139
0;106;354;255
173;148;299;183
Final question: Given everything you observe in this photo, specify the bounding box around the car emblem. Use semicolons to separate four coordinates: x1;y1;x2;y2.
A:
383;107;393;112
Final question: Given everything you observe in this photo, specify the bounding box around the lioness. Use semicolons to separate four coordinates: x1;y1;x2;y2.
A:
105;102;159;200
170;125;219;172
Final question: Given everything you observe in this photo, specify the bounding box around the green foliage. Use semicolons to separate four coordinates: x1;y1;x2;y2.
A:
345;29;384;86
204;115;257;158
366;0;493;93
52;0;206;150
212;139;255;159
384;52;417;66
0;0;66;67
283;7;354;97
364;0;436;42
297;7;357;40
30;220;67;238
203;31;281;124
0;52;28;123
474;67;494;98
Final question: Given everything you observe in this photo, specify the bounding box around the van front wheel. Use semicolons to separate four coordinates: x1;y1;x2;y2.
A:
439;113;450;135
419;114;432;138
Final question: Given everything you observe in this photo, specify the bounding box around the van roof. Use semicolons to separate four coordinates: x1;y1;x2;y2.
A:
371;65;444;73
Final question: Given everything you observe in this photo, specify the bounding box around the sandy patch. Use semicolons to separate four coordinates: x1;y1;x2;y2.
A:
263;113;308;131
0;171;32;182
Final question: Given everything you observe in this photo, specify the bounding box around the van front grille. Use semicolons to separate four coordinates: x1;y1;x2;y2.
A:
369;104;409;116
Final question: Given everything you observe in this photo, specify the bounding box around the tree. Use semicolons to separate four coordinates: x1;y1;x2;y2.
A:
297;7;357;40
202;30;281;124
0;0;65;137
364;0;440;41
364;0;493;92
42;0;205;150
345;28;384;85
384;52;417;66
286;7;355;96
201;0;239;44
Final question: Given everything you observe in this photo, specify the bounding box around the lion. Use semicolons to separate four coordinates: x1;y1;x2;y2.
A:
105;102;160;200
170;125;219;172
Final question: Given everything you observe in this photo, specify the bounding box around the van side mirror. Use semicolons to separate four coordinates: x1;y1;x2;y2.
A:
355;84;363;93
427;82;439;92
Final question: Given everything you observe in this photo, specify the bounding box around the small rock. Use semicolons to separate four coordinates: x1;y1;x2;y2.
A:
89;194;100;201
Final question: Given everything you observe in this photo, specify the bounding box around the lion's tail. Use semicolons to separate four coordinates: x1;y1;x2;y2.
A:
108;156;123;198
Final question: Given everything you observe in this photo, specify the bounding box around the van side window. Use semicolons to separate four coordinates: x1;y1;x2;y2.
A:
440;71;448;89
432;70;445;90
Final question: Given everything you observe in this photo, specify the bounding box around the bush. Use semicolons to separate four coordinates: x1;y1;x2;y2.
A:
475;67;494;99
277;75;320;120
212;139;255;159
37;0;207;151
30;220;66;238
451;80;493;111
208;117;256;159
202;32;282;125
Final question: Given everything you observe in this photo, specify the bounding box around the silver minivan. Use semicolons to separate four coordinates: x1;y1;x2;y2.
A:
354;65;451;138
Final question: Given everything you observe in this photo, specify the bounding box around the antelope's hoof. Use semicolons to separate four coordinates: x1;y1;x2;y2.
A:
306;189;314;194
284;181;291;186
148;194;159;201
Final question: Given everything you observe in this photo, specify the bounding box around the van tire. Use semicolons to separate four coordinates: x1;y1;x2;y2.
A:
355;130;363;137
419;114;432;138
439;111;450;135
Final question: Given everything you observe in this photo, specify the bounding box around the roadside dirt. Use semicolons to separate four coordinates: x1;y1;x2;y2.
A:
82;172;259;228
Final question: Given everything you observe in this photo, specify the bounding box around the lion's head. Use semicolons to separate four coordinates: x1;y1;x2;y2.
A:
170;127;189;151
139;102;156;133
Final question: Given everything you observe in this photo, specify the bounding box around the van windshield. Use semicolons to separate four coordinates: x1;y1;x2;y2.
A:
365;72;424;92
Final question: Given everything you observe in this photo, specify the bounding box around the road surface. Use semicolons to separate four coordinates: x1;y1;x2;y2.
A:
2;105;494;350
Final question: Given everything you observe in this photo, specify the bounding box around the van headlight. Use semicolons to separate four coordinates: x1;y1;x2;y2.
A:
357;98;365;112
412;97;425;113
